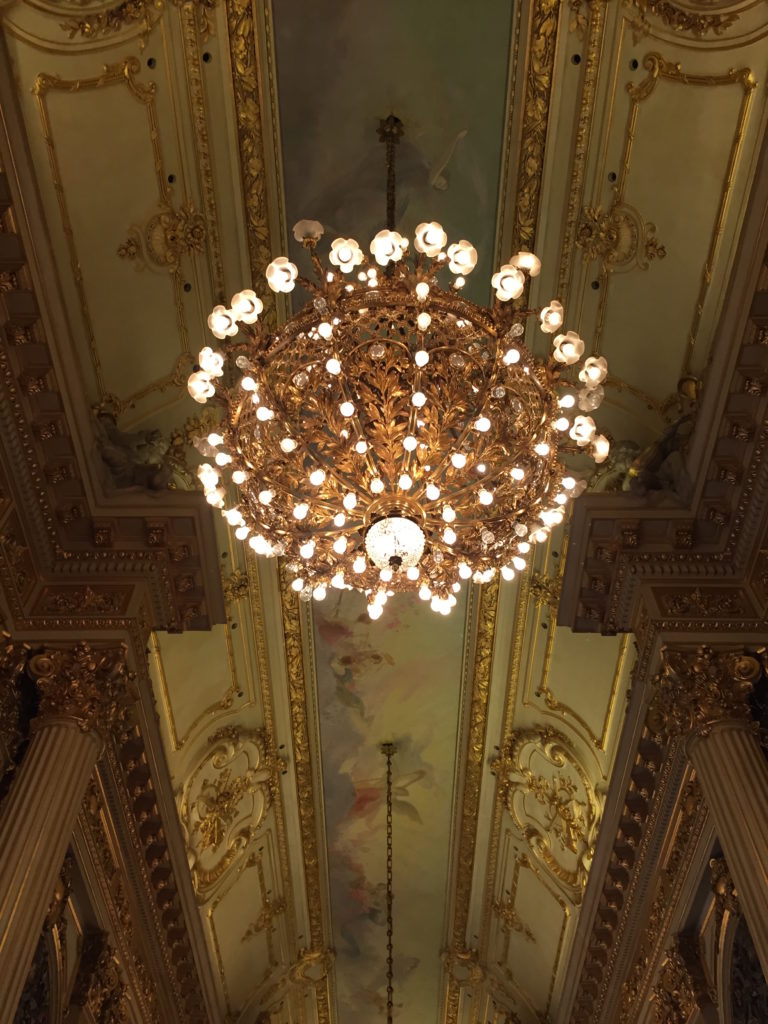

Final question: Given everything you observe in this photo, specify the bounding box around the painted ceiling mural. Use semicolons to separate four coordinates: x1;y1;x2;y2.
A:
313;590;468;1023
1;0;767;1020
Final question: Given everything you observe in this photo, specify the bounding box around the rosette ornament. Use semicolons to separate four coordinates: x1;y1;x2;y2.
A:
188;230;609;618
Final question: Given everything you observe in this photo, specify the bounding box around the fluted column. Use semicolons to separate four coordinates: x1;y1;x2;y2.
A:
648;645;768;979
0;642;134;1024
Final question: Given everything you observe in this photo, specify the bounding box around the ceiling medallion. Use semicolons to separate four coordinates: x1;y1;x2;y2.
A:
187;117;609;618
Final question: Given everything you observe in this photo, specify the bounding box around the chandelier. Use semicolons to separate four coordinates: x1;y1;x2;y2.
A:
187;117;609;618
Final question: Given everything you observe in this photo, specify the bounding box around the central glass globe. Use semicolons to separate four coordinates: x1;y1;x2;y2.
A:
365;516;426;571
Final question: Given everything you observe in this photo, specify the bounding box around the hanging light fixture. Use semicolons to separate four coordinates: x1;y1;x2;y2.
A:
188;116;609;618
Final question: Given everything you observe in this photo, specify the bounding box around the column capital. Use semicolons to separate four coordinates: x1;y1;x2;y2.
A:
647;644;763;741
28;642;135;738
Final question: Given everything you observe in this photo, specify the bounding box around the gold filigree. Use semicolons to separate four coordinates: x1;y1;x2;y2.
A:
658;586;745;618
180;725;279;902
222;569;249;604
651;944;699;1023
492;894;535;944
117;201;207;271
576;199;666;272
61;0;218;47
492;726;601;902
70;931;128;1024
511;0;560;254
528;570;561;610
0;632;29;774
626;0;739;41
710;856;739;921
27;642;135;737
225;0;277;328
647;644;762;740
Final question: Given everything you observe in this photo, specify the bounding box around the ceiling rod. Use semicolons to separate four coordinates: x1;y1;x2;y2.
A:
380;741;397;1024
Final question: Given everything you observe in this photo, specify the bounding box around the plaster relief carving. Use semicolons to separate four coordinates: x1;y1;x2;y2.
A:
117;201;206;272
180;726;280;903
493;726;601;903
577;199;666;272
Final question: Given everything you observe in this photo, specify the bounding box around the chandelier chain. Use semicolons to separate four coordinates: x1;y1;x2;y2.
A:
378;115;403;232
381;741;396;1024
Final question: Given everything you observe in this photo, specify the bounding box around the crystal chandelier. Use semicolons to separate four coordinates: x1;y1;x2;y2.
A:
188;117;609;618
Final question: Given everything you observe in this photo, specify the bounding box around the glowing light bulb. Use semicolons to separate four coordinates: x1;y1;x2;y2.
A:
417;312;431;331
331;573;346;589
426;484;440;501
475;417;491;433
256;406;274;421
458;563;472;579
293;502;309;519
398;473;412;490
403;435;418;452
451;453;467;469
412;391;426;408
368;603;383;620
501;565;516;581
380;568;393;582
259;489;274;505
534;442;550;456
309;469;326;486
415;349;429;367
318;322;333;340
478;489;493;505
334;512;346;528
559;394;576;409
313;585;327;601
419;583;432;601
333;536;348;554
415;281;430;300
513;556;526;571
340;401;355;417
215;452;232;466
241;376;256;391
563;476;576;490
353;556;367;573
232;470;246;485
355;439;368;454
370;477;385;494
443;527;456;545
511;467;525;481
326;357;341;375
554;417;570;431
503;348;521;365
235;525;250;540
291;578;304;592
280;437;297;452
442;506;456;523
343;492;357;510
300;540;315;559
406;566;420;580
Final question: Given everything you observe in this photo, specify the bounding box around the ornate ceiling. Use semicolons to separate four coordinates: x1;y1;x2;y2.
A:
0;0;767;1022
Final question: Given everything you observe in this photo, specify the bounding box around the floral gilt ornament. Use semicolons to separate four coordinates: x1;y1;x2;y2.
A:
188;219;609;619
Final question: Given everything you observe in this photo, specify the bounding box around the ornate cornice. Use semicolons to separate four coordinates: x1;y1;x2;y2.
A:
27;642;136;738
647;645;762;742
69;930;128;1024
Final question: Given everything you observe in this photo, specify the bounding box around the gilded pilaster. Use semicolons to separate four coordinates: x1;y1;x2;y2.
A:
0;631;27;778
648;644;768;979
0;641;135;1024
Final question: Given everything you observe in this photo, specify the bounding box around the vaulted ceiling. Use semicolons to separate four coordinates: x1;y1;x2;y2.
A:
1;0;767;1022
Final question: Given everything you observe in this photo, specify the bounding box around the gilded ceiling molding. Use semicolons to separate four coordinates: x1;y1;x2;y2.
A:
510;0;561;254
277;564;332;1024
558;0;608;297
443;577;499;1024
625;0;739;41
617;777;707;1023
78;779;162;1022
69;929;129;1024
492;725;601;903
179;724;281;902
224;0;278;328
60;0;218;47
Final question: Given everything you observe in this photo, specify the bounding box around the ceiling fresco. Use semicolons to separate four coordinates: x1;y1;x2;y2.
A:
312;589;469;1024
1;0;768;1022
